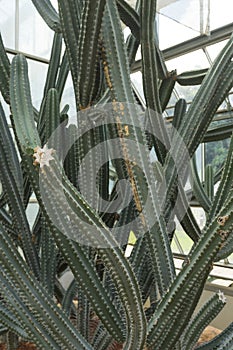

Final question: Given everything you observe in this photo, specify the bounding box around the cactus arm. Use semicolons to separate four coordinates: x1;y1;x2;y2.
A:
156;46;169;80
77;287;91;341
95;87;111;106
126;35;140;67
188;62;233;156
30;0;61;33
91;58;105;104
159;266;210;350
96;125;110;208
0;207;14;236
62;279;78;315
196;322;233;350
204;121;233;142
177;38;233;158
176;204;202;242
44;88;60;143
0;304;28;340
102;3;134;103
164;37;233;215
43;33;62;98
214;227;233;261
40;218;57;296
92;332;113;350
162;165;201;242
0;106;40;278
10;54;41;153
103;0;175;293
171;98;187;139
38;33;62;141
140;0;170;163
58;0;82;89
90;320;113;349
0;32;10;104
125;0;141;68
0;224;94;350
205;164;214;201
208;132;233;222
117;0;141;67
159;71;176;112
181;292;226;350
147;197;233;348
10;54;126;341
0;278;59;350
55;51;70;101
41;155;146;348
76;0;107;108
0;102;23;197
176;68;208;86
116;0;168;79
63;125;81;188
116;0;140;40
191;154;211;212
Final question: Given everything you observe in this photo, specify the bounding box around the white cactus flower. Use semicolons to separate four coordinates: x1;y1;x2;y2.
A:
218;290;227;303
33;144;55;168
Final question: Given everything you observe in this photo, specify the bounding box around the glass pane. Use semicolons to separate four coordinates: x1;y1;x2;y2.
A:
50;0;58;12
158;0;201;50
166;49;209;73
175;85;199;103
18;0;54;58
206;40;228;61
0;95;11;124
172;217;194;254
158;13;197;50
1;54;14;124
166;91;179;108
191;207;206;229
196;144;203;179
209;0;233;31
131;71;145;104
27;59;48;109
26;203;39;228
0;0;15;49
61;73;76;123
125;0;137;8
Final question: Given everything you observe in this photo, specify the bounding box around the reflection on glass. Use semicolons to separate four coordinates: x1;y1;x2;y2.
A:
0;0;15;49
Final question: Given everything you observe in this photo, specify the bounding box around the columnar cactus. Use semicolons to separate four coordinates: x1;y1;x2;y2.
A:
0;0;232;349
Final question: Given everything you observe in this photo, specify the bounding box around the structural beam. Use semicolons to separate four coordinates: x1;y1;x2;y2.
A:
131;22;233;72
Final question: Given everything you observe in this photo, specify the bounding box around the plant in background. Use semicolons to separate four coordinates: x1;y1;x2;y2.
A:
0;0;233;349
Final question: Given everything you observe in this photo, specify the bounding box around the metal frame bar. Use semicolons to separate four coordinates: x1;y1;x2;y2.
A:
131;22;233;72
5;47;49;64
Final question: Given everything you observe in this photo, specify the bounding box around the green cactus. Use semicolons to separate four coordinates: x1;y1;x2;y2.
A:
0;0;232;349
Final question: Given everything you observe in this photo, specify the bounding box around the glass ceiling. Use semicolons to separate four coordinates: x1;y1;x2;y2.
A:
0;0;233;275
